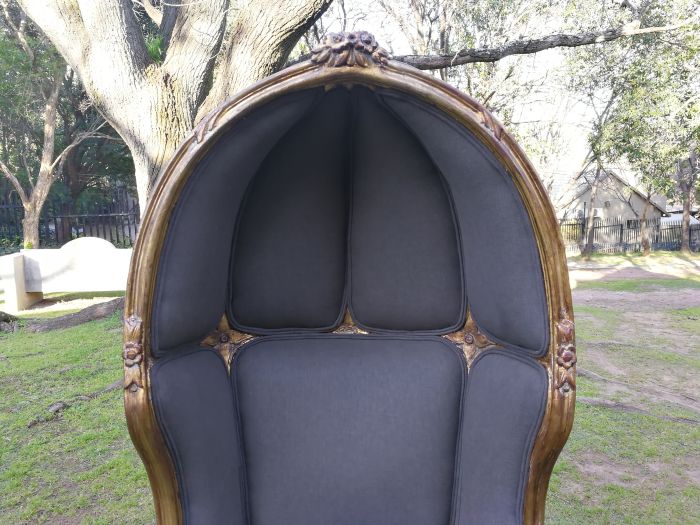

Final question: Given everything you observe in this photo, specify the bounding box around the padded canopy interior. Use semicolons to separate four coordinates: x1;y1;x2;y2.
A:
152;85;548;356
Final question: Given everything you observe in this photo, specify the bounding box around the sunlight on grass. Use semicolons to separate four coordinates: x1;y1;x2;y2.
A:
576;277;700;292
569;251;700;266
671;306;700;336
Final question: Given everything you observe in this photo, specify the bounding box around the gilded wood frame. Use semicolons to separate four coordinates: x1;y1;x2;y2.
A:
124;32;575;525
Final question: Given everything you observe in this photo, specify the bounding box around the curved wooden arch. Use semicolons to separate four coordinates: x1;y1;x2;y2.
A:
124;32;575;525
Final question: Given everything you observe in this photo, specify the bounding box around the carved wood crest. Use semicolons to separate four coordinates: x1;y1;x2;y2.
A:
311;31;390;68
554;308;576;393
123;315;143;392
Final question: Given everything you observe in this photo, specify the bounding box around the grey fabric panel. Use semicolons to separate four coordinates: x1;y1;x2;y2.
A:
229;88;350;332
379;91;548;355
151;347;246;525
454;351;547;525
350;88;465;332
152;89;320;354
233;334;465;525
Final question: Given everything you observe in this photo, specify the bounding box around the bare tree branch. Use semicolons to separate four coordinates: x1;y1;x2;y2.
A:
161;0;227;113
49;120;108;173
0;0;35;64
15;0;90;73
74;0;150;79
198;0;333;120
394;19;696;70
0;158;29;205
133;0;162;27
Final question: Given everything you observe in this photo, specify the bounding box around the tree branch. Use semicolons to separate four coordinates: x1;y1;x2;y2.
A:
50;120;108;172
16;0;89;73
394;19;696;70
133;0;162;27
0;0;35;64
75;0;150;78
0;158;29;205
161;0;228;114
198;0;333;121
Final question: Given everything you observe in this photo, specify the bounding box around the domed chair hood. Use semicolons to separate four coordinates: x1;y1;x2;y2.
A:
123;31;576;525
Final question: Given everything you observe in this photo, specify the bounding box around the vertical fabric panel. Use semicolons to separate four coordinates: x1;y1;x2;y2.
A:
151;90;320;353
233;335;465;525
454;351;547;525
350;88;465;332
151;347;247;525
229;89;350;332
380;91;549;355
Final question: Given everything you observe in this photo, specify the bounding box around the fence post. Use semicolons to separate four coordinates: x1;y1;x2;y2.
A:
619;223;624;247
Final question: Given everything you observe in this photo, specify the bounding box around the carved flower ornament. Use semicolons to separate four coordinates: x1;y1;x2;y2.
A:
123;315;144;392
555;309;577;392
311;31;390;67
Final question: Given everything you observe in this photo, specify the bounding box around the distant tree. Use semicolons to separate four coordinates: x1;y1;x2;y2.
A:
0;1;70;248
56;67;133;211
0;1;112;247
17;0;693;212
597;2;698;254
564;0;698;256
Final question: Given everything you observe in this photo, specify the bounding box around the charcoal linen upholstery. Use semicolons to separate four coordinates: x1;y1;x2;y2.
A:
379;91;549;355
151;86;546;349
151;90;321;354
229;89;351;332
147;84;551;525
454;350;548;525
233;335;465;525
349;89;464;332
151;347;246;524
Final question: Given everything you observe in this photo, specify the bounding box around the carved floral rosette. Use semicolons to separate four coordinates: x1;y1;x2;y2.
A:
201;328;255;370
123;315;144;392
554;308;576;393
311;31;390;68
445;313;502;367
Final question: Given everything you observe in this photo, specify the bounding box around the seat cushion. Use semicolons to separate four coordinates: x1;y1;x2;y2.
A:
232;334;465;525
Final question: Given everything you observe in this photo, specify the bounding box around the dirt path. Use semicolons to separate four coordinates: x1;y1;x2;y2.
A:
573;284;700;414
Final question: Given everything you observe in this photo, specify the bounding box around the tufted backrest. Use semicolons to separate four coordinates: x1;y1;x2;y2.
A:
152;86;547;355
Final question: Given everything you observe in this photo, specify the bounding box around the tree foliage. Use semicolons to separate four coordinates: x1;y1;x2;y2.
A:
0;1;133;247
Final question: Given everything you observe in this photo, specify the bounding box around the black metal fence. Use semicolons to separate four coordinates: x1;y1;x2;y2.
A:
0;193;139;255
560;217;700;254
2;197;698;256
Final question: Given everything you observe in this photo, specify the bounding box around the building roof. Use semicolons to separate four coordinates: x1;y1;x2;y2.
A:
556;169;667;215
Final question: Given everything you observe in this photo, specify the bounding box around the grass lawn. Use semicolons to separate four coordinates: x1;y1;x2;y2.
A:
568;250;700;267
0;313;151;524
1;255;699;523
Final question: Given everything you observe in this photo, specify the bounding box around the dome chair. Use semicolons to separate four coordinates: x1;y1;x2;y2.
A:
123;31;576;525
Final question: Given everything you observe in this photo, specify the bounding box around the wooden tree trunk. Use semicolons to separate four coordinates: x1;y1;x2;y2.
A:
18;0;333;214
0;74;62;249
679;152;698;254
582;169;601;259
640;197;651;256
21;205;40;248
681;183;692;254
